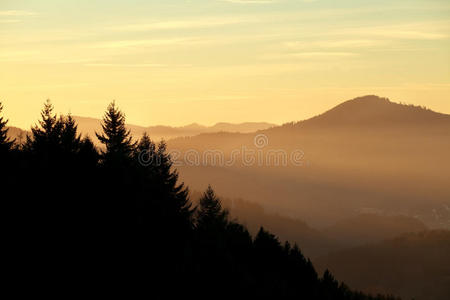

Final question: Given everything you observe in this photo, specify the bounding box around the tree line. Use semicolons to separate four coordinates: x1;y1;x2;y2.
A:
0;100;400;299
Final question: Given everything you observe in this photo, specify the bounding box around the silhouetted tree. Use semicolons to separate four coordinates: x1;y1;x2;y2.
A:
60;114;81;155
0;102;14;153
96;101;135;167
79;136;99;167
24;99;64;159
196;184;228;230
153;140;194;232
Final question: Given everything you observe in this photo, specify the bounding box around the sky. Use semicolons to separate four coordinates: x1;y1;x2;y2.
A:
1;0;449;128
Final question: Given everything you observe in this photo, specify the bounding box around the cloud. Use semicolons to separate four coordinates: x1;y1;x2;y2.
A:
221;0;276;3
261;52;357;60
108;17;252;32
336;22;450;40
369;30;447;40
0;10;36;16
0;50;39;62
289;52;356;57
84;63;192;68
89;38;194;49
221;0;316;3
284;39;385;49
0;19;20;23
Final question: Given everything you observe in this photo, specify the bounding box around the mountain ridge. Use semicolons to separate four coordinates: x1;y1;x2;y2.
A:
277;95;450;132
166;95;450;230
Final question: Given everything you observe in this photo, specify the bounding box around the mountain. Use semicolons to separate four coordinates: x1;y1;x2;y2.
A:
72;116;275;142
168;96;450;229
315;230;450;300
295;95;448;129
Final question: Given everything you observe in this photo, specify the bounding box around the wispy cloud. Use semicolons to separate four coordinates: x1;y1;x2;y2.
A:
336;22;450;40
0;10;36;16
0;19;20;24
368;30;447;40
108;17;252;32
221;0;316;4
89;38;195;49
284;39;385;49
221;0;277;4
289;52;356;57
0;50;39;62
261;52;357;60
85;63;193;68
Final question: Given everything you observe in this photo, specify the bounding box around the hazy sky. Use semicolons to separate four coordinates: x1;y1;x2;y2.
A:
1;0;449;128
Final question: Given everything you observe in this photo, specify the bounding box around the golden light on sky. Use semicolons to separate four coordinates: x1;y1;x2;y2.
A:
1;0;449;128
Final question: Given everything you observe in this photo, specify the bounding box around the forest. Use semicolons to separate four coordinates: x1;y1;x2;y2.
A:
0;100;401;299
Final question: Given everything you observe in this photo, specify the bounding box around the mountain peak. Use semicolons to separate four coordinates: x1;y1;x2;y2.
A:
297;95;448;129
340;94;391;105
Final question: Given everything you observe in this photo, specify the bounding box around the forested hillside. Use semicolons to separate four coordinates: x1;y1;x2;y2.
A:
0;100;398;299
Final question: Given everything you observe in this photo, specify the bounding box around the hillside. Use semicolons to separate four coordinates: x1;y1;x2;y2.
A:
315;230;450;300
168;96;450;229
191;191;339;257
191;191;429;258
294;95;449;129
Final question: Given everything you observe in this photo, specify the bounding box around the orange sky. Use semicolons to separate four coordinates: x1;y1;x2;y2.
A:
1;0;449;128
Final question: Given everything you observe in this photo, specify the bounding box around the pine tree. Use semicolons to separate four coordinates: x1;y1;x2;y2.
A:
154;140;194;231
0;102;14;153
60;114;81;155
196;184;228;230
79;136;99;167
134;132;157;169
136;132;155;154
96;101;135;167
24;99;64;158
24;101;83;160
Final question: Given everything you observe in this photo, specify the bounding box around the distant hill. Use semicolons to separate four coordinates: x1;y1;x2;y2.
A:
72;116;275;142
294;95;448;129
5;117;275;145
322;213;428;247
168;96;450;229
315;230;450;300
6;126;28;144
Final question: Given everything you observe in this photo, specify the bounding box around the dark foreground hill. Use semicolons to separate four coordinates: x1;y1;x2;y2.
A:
0;100;398;299
315;230;450;300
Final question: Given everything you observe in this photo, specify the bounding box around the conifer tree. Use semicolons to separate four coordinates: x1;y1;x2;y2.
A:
24;101;83;160
154;140;194;232
96;101;135;166
24;99;64;159
60;114;81;155
137;133;155;153
134;132;157;170
196;184;228;230
0;102;14;153
79;136;99;166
